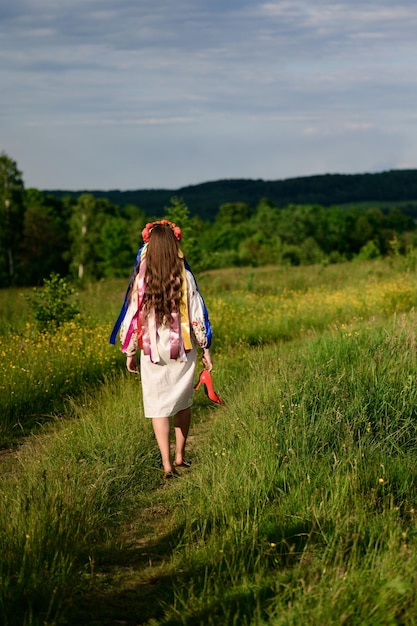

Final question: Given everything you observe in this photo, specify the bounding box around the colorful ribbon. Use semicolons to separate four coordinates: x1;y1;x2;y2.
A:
110;246;212;357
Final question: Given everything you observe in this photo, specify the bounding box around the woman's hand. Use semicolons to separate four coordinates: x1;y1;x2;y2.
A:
202;348;213;372
126;354;138;374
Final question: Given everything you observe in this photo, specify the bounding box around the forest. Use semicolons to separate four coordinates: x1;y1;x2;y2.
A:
46;169;417;221
1;150;417;287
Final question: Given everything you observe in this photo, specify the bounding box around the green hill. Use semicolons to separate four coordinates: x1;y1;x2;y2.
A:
44;169;417;220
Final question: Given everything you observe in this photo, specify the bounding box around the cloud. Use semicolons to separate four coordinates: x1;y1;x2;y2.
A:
1;0;417;188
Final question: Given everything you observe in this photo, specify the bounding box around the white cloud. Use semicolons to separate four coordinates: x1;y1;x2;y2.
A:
1;0;417;188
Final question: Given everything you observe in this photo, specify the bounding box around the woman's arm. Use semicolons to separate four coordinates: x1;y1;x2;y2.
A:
202;347;213;372
120;276;140;370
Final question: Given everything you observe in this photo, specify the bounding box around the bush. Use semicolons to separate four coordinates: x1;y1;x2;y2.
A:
24;273;80;332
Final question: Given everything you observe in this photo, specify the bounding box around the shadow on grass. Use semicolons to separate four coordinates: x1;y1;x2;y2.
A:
67;533;270;626
66;521;187;626
66;514;319;626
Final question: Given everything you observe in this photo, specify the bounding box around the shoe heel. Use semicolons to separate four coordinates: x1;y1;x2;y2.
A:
194;369;206;391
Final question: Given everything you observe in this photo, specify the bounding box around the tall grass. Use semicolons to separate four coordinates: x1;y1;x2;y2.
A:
0;320;122;446
0;278;129;446
206;262;417;348
0;374;161;626
2;259;417;624
162;314;417;624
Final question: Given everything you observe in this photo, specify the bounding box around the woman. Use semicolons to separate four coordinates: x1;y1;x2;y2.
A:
113;220;213;478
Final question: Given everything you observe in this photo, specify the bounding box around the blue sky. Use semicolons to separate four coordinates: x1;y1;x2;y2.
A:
2;0;417;190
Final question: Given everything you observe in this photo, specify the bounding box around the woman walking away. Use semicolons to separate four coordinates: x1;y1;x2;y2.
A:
110;220;213;479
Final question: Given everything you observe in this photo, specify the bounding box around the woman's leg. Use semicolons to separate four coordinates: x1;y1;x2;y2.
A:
174;407;191;466
151;417;173;474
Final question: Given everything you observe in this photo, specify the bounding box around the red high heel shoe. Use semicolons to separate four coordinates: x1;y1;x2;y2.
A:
194;369;225;405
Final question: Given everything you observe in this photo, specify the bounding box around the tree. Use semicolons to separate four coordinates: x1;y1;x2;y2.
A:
0;152;25;286
20;204;68;284
321;206;349;255
164;197;201;268
69;194;113;280
215;202;252;228
99;217;135;278
275;204;324;247
251;198;280;239
205;201;252;261
19;190;69;285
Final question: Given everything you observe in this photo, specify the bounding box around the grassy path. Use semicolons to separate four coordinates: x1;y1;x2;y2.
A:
68;489;184;625
0;383;219;626
64;404;219;626
0;340;230;626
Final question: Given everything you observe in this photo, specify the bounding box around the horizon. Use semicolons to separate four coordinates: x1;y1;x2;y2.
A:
41;166;416;194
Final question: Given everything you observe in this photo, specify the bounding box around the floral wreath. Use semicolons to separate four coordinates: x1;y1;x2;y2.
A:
141;219;182;243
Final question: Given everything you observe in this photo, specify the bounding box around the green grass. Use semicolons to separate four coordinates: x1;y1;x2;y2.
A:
2;259;417;624
0;373;162;625
155;316;417;625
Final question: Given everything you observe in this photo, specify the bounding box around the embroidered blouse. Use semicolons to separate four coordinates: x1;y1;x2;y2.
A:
120;268;211;361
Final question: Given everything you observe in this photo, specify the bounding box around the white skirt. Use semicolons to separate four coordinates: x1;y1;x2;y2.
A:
140;325;197;418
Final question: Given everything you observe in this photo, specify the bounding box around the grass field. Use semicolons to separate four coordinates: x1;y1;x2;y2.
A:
1;259;417;625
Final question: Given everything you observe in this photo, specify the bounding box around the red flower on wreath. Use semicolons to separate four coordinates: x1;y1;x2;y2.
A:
142;220;182;243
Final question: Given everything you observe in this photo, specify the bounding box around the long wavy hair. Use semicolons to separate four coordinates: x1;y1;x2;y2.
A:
141;224;184;326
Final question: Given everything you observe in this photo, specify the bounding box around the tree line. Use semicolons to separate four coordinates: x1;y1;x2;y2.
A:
1;151;417;288
46;170;417;222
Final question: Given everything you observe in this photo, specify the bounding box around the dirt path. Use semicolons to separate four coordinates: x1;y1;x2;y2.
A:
0;446;19;474
65;422;211;626
68;493;184;625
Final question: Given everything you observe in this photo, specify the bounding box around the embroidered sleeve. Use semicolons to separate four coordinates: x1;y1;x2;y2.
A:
186;270;209;348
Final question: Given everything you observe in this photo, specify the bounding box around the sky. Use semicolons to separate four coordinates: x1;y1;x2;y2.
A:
2;0;417;191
